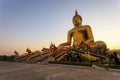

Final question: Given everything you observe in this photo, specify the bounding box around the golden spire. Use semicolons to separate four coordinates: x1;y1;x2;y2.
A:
75;10;79;16
73;10;82;21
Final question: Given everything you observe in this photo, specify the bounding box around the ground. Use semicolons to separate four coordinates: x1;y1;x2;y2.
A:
0;62;120;80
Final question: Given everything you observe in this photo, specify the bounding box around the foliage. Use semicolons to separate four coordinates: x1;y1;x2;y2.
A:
108;52;120;65
0;55;15;61
113;52;120;65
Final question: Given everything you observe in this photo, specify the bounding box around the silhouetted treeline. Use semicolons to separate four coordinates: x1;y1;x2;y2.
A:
0;55;15;61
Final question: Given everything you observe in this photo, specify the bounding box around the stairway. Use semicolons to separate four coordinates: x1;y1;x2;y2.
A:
27;52;50;63
15;53;28;62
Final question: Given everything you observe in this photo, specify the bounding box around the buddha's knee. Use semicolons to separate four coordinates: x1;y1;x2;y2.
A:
88;41;107;49
94;41;107;49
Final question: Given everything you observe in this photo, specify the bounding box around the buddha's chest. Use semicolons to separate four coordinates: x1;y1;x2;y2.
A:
73;28;86;35
72;27;88;40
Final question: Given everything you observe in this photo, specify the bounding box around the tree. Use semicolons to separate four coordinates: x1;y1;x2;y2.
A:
113;52;120;65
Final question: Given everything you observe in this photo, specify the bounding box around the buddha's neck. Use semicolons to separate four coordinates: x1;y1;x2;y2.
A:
75;24;82;28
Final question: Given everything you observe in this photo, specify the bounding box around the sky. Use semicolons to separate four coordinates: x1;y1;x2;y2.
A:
0;0;120;55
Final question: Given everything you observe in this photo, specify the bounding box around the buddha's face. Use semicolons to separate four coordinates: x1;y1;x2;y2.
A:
73;16;82;26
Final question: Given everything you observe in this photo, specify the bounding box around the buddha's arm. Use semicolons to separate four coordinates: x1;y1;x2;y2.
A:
67;30;72;45
84;25;94;44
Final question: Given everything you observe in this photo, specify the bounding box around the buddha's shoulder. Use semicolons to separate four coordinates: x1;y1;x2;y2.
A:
82;25;91;28
82;25;92;29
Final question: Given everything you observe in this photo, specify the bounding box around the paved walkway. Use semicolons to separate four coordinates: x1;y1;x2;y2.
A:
0;61;120;80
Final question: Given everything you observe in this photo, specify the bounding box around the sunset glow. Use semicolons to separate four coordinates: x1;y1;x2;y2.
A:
0;0;120;55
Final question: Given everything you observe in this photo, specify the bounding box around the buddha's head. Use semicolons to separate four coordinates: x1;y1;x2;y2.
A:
73;10;82;26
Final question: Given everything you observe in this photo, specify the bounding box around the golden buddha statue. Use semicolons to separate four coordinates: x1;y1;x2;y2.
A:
59;10;93;48
59;10;106;50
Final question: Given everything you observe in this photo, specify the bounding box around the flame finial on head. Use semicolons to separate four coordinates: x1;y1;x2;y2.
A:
73;10;82;21
75;10;79;16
